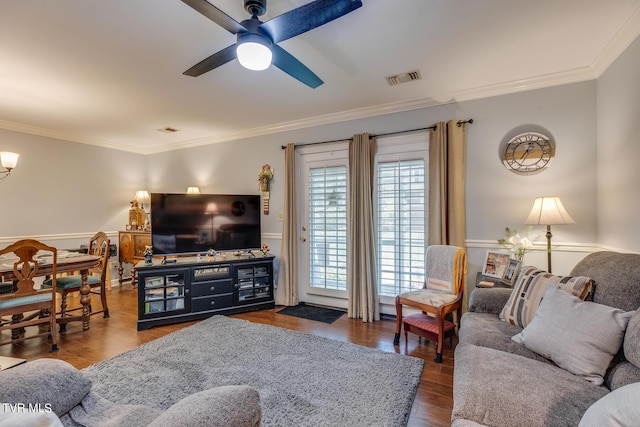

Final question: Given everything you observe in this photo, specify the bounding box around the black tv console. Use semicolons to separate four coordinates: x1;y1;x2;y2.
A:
136;253;275;330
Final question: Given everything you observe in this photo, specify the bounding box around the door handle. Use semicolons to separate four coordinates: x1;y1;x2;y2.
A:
300;236;307;242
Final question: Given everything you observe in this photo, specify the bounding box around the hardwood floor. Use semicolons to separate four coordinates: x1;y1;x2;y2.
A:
0;285;456;426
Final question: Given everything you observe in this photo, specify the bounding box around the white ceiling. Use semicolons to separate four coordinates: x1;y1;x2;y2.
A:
2;0;639;154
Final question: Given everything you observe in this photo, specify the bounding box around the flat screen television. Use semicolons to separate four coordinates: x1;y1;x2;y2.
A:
150;193;261;255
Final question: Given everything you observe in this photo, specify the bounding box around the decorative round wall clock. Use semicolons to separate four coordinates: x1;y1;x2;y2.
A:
500;131;556;175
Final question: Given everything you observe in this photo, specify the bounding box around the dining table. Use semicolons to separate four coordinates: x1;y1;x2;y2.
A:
0;251;101;331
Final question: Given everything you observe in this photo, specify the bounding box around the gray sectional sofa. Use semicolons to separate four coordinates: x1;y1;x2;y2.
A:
452;251;640;427
0;358;261;427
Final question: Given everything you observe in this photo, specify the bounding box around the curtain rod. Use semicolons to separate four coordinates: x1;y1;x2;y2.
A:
281;119;473;149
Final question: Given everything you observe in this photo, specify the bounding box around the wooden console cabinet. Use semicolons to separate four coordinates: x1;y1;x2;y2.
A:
118;230;151;287
136;253;275;330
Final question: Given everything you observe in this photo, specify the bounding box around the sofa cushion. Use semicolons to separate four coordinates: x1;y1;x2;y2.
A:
512;286;634;385
0;358;92;417
65;391;162;427
459;312;551;364
605;361;640;391
623;309;640;368
579;382;640;427
570;251;640;312
452;343;608;427
499;266;593;328
147;386;261;427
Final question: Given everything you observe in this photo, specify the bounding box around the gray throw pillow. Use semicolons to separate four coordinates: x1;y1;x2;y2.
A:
0;358;92;416
579;382;640;426
148;385;261;427
512;286;634;385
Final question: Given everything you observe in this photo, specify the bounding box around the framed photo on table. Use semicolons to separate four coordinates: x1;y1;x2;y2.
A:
501;258;521;286
482;251;511;279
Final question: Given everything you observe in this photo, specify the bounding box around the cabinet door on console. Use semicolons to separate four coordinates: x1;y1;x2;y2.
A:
235;261;273;304
139;268;190;318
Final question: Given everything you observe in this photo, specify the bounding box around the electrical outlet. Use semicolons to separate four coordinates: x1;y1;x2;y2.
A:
278;213;284;222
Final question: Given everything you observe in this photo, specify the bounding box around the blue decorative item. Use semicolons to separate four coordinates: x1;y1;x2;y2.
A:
144;246;153;265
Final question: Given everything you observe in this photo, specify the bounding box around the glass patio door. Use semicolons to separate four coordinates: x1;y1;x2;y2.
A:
297;145;349;307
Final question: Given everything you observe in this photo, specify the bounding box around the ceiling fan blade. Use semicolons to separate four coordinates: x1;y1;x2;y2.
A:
272;45;323;89
181;0;246;34
183;44;237;77
260;0;362;44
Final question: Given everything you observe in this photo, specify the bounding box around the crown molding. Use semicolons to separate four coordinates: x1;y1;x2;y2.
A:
146;66;598;154
0;119;146;154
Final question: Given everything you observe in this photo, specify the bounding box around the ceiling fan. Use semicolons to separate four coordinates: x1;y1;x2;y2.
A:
181;0;363;88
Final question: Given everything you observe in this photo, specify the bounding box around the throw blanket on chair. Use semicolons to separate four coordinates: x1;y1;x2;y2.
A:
425;245;467;295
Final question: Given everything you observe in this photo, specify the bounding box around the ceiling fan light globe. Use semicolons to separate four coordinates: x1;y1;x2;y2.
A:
237;41;272;71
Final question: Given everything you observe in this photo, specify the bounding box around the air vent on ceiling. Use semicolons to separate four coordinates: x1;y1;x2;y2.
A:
385;70;422;86
157;127;180;133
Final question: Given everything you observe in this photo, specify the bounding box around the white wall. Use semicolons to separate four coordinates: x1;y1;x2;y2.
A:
597;35;640;252
0;129;145;243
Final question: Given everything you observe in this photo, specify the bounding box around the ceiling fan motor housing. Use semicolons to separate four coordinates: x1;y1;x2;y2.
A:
244;0;266;17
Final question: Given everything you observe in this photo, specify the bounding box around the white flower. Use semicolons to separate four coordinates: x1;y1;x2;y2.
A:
498;227;537;262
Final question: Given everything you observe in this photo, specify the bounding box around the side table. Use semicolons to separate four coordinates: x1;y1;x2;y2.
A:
118;230;150;287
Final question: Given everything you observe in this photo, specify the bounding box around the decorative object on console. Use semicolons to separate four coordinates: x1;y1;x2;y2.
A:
500;128;555;175
180;0;363;88
525;196;575;273
260;243;269;256
0;151;19;182
128;199;147;230
501;258;521;286
482;250;510;279
144;245;153;265
186;186;200;194
258;163;273;214
134;190;151;230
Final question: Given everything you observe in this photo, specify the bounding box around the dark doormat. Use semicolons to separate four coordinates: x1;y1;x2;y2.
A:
277;303;345;324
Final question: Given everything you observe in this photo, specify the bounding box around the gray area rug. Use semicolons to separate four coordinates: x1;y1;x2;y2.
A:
83;316;424;427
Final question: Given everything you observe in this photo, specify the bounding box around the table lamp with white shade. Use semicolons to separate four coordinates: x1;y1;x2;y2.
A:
525;196;575;273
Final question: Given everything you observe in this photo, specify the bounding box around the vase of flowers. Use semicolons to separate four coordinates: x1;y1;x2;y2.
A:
498;227;535;263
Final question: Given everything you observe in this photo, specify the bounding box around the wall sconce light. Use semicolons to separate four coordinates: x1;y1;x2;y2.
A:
525;196;575;273
186;186;200;194
0;152;19;182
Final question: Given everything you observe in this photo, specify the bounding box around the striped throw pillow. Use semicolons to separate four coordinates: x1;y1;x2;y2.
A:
499;266;593;328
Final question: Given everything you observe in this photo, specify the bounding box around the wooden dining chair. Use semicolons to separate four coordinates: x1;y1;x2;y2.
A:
43;232;110;332
0;239;58;352
393;245;467;363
